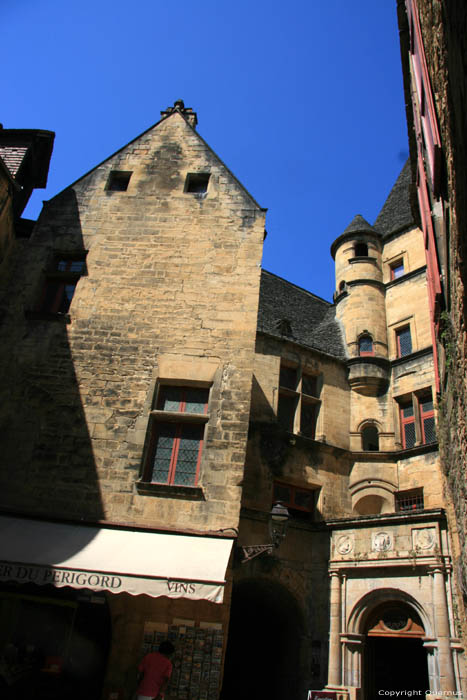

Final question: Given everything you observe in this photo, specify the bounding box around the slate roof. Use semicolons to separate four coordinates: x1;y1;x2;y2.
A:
0;146;28;178
374;159;415;236
257;270;347;359
342;214;379;236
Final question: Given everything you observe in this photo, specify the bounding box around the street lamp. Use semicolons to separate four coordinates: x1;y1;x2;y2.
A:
240;502;290;564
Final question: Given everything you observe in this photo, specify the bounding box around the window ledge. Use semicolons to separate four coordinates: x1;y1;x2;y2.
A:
25;310;71;323
135;480;205;500
348;256;378;264
150;410;209;423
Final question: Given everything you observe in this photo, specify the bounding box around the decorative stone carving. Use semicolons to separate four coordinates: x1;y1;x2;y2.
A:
372;531;393;552
336;534;354;555
412;527;436;551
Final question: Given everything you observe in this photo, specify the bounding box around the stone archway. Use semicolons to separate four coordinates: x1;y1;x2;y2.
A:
220;578;304;700
346;589;432;699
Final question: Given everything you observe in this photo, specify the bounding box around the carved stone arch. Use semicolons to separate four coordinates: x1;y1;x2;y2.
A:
347;587;433;637
356;418;382;433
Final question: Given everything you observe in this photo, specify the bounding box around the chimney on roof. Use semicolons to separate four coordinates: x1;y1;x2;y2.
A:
160;99;198;129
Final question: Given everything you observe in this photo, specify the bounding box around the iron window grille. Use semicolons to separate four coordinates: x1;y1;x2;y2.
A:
395;488;424;513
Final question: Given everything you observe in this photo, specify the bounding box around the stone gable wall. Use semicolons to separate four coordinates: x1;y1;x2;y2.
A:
0;113;265;532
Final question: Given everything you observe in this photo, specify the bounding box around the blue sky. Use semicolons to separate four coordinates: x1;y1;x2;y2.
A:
3;0;408;301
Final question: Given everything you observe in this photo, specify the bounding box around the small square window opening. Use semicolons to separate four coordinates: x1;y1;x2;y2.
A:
185;173;210;194
107;171;132;192
390;260;405;280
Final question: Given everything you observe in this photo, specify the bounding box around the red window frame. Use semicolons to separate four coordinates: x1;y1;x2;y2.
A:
144;386;208;487
396;326;412;358
400;401;416;449
419;395;435;444
37;256;86;314
273;481;316;515
359;335;375;356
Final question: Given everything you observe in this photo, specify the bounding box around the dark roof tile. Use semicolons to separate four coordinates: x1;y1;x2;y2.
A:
374;159;415;236
257;270;347;359
342;214;379;236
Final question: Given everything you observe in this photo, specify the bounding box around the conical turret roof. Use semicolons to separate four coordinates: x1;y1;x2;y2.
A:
331;214;379;258
342;214;378;236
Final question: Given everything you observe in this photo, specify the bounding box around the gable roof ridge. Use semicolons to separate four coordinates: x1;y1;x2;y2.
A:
45;107;264;211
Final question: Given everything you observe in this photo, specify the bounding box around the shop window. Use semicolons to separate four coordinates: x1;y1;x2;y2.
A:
390;259;405;280
273;481;317;520
107;170;132;191
361;425;379;451
359;334;374;356
142;385;209;487
395;488;424;513
185;173;210;193
277;362;320;439
354;242;368;257
37;253;87;314
398;390;436;449
396;325;412;357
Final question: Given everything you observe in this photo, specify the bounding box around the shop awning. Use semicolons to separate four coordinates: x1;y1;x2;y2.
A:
0;516;233;604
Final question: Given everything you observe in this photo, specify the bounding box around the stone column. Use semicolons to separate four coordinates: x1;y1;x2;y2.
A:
432;566;456;691
327;571;342;687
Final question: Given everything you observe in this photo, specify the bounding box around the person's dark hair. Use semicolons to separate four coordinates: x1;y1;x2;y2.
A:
159;641;175;656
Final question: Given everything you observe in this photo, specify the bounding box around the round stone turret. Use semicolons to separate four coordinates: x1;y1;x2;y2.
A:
331;214;389;395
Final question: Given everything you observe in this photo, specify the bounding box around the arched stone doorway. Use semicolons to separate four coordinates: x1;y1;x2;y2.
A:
220;578;303;700
363;601;429;697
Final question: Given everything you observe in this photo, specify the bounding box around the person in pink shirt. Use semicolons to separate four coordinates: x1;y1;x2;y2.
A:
136;641;175;700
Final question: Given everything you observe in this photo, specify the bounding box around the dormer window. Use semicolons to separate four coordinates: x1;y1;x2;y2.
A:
354;242;368;257
359;334;374;356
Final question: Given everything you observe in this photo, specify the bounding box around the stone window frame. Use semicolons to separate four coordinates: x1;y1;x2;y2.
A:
390;258;405;280
277;360;322;440
360;422;380;451
139;380;211;491
358;332;375;357
395;324;413;358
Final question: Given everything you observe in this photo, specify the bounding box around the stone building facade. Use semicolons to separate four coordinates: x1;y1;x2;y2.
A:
397;0;467;646
0;100;464;700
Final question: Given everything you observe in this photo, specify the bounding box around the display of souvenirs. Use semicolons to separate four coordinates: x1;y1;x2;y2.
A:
141;622;224;700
